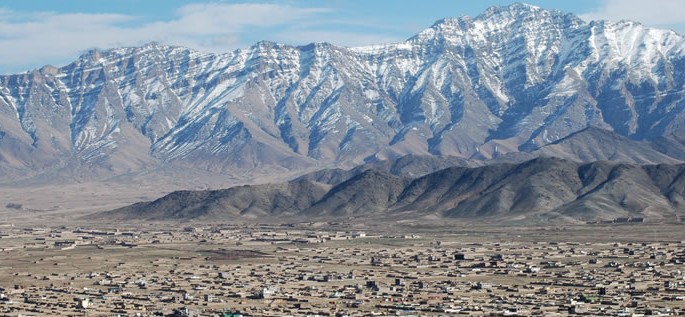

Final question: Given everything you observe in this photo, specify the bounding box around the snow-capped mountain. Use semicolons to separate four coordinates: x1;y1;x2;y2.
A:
2;3;685;179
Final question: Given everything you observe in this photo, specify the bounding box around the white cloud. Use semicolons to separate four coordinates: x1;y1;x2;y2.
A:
0;3;384;73
0;13;141;69
580;0;685;32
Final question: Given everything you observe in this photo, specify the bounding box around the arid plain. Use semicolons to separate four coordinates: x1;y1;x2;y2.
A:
1;221;685;316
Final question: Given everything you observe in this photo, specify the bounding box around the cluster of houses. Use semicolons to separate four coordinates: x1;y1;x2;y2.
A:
0;224;684;316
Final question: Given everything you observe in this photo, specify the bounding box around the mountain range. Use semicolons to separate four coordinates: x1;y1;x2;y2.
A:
98;157;685;223
3;3;685;183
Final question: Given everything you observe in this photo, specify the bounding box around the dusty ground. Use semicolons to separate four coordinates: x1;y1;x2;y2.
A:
0;164;325;225
1;223;684;316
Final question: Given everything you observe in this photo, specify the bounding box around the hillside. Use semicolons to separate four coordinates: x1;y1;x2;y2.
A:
98;158;685;223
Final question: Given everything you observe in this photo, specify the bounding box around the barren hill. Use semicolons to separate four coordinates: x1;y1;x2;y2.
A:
97;157;685;223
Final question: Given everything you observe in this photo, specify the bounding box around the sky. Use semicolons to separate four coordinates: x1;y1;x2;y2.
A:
1;0;684;74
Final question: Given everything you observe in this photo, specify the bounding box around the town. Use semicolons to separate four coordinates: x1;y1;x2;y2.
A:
0;222;684;316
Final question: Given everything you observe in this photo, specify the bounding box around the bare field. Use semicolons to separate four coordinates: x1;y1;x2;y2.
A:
0;182;169;222
0;163;336;226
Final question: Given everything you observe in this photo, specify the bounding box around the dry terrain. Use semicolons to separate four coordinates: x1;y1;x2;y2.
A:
0;222;684;316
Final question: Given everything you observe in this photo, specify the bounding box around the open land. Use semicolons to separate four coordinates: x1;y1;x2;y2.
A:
0;222;684;316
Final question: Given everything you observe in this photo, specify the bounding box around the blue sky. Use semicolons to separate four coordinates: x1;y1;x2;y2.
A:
1;0;684;74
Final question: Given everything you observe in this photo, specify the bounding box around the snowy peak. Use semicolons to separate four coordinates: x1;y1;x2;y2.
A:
479;2;550;19
587;20;685;67
2;4;685;180
412;3;583;44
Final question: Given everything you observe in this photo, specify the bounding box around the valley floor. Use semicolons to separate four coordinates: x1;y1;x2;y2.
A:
0;223;684;316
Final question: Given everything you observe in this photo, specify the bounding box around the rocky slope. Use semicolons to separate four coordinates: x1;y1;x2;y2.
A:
2;3;685;181
99;157;685;223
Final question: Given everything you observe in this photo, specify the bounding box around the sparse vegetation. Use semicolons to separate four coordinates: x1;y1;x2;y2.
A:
5;203;22;210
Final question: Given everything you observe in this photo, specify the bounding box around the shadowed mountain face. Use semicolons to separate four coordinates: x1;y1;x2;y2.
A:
294;128;685;188
99;157;685;223
106;179;330;221
295;154;476;186
531;127;683;164
3;3;685;182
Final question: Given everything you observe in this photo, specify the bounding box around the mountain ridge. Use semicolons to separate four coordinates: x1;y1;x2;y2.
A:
2;3;685;182
97;157;685;223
